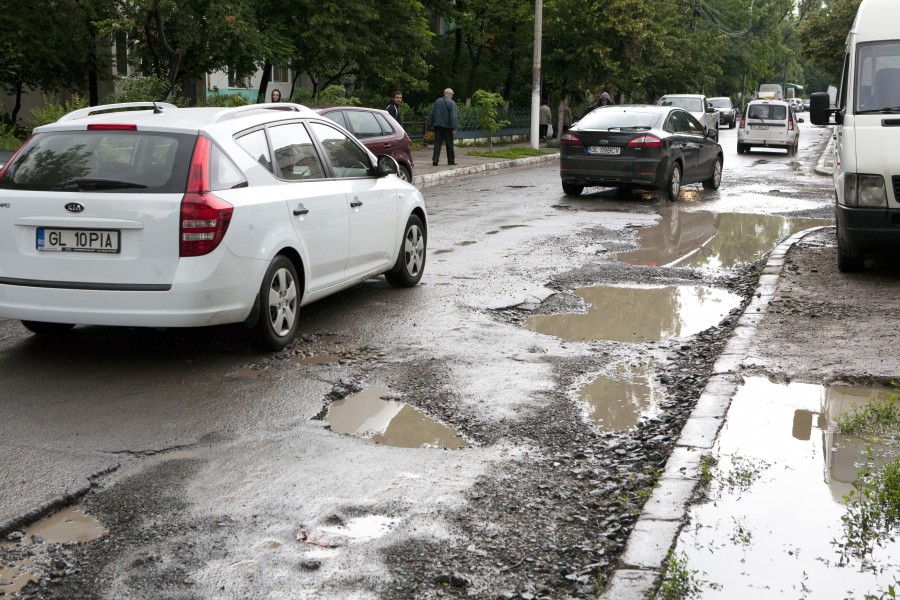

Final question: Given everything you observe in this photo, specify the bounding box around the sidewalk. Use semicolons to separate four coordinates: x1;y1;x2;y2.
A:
410;141;559;189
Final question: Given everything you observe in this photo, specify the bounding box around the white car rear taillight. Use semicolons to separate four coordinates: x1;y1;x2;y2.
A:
180;136;233;257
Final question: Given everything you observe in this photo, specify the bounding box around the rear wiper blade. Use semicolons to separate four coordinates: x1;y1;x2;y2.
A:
56;178;147;191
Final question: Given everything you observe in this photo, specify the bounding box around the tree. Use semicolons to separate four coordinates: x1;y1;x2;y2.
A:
472;89;509;150
798;0;862;83
0;0;113;122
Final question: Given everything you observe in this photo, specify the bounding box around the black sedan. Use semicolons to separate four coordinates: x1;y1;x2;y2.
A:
559;105;723;201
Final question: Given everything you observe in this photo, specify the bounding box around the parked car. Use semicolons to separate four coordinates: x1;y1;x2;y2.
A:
559;104;723;201
656;94;720;136
0;102;427;349
801;98;811;112
708;97;738;128
0;150;12;169
737;99;803;155
315;106;414;181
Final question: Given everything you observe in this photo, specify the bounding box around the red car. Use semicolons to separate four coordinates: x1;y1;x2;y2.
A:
315;106;414;181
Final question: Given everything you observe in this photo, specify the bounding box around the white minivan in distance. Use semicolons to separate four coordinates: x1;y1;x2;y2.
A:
810;0;900;272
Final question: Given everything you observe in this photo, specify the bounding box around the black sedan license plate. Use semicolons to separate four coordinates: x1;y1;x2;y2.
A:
36;228;120;253
588;146;621;155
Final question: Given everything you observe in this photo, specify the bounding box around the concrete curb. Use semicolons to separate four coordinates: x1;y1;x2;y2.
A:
814;125;835;177
596;226;832;599
412;152;559;190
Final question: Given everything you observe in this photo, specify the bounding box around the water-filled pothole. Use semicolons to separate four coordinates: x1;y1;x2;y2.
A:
675;378;900;597
577;362;663;431
525;284;742;343
614;211;832;268
0;506;107;595
325;387;469;449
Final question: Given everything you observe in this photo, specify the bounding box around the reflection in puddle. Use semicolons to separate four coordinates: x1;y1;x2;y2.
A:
676;378;900;597
526;284;741;342
614;209;832;268
0;507;107;595
578;362;663;431
325;387;468;449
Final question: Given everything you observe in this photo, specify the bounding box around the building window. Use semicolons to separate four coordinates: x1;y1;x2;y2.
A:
271;64;290;83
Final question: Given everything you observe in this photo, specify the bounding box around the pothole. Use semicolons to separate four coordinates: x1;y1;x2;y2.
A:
577;362;664;431
675;377;900;597
613;211;833;268
325;387;469;449
0;506;107;595
292;354;342;366
525;284;742;343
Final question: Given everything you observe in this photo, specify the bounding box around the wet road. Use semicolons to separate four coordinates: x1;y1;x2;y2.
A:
0;119;835;597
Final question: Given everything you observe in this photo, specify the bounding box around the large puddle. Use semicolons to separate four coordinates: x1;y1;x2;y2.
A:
615;210;832;268
525;284;742;343
577;362;664;431
0;506;107;594
674;378;900;597
325;387;469;449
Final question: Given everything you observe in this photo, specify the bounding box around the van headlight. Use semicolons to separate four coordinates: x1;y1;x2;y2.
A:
844;174;887;207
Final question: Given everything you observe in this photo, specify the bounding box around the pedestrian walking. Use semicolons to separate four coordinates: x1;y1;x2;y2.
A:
386;91;404;125
428;88;458;166
539;100;552;141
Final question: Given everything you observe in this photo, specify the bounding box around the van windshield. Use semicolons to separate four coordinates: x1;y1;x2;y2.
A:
856;41;900;113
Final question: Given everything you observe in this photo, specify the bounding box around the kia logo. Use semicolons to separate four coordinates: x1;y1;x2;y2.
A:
65;202;85;213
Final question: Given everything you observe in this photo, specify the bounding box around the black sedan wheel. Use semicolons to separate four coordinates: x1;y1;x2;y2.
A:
702;157;723;190
662;163;682;201
562;182;584;196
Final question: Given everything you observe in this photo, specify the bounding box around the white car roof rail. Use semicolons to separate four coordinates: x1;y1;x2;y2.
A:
57;102;178;122
210;102;313;124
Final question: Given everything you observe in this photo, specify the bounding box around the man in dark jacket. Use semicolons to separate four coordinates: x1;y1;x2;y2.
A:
386;91;403;125
428;88;458;166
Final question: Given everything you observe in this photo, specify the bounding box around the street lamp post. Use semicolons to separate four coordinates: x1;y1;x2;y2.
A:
531;0;542;150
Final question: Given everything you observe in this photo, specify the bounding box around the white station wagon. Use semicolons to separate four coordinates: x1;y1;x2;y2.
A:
0;102;427;349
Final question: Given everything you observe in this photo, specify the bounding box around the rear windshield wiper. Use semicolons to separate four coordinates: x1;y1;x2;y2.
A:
55;178;148;191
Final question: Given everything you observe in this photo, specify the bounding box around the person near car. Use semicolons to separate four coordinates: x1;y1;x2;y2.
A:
539;100;552;141
428;88;458;166
386;91;403;125
270;89;281;102
595;91;613;109
561;101;573;132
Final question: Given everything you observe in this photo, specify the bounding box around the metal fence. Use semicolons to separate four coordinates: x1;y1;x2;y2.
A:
403;107;531;141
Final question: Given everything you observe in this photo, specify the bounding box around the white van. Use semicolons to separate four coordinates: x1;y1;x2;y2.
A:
810;0;900;272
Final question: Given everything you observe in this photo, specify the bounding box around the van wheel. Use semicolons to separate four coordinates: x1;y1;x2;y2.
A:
662;163;681;201
256;255;300;350
562;182;584;196
702;156;723;190
385;214;426;287
21;321;75;335
837;237;864;273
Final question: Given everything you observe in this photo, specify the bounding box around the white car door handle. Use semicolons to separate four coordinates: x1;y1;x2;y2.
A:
350;199;363;208
293;204;309;216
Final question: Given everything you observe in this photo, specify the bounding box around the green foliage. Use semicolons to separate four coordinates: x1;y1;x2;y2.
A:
834;450;900;565
471;89;510;139
719;455;769;495
0;122;25;150
467;147;549;160
656;550;704;600
103;76;182;105
201;93;251;107
798;0;863;83
699;454;718;487
29;95;89;129
835;389;900;439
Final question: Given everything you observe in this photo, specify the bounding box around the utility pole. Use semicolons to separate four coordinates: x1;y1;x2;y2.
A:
531;0;542;150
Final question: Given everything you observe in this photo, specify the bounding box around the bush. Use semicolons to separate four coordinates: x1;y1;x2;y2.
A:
104;76;183;105
29;94;89;129
0;122;24;151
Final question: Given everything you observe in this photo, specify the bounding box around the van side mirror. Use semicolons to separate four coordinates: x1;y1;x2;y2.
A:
810;92;835;126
